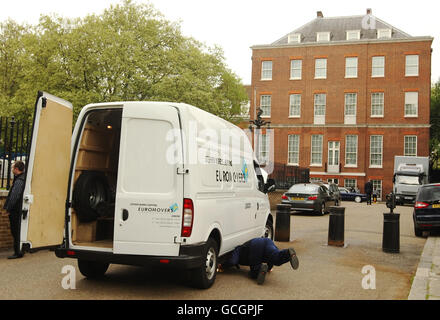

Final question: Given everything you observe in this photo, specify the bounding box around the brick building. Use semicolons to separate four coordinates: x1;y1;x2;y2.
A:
249;9;433;199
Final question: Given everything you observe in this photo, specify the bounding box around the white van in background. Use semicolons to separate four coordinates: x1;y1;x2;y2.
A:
19;92;275;289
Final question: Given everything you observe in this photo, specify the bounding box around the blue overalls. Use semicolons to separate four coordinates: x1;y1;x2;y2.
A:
226;238;291;278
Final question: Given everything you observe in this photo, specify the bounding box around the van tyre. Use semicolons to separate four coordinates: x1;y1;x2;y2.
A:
264;219;274;240
78;259;109;278
318;203;325;215
354;196;361;203
73;171;111;223
190;238;218;289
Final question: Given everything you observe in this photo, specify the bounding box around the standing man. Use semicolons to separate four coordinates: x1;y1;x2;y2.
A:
3;161;26;259
364;180;373;205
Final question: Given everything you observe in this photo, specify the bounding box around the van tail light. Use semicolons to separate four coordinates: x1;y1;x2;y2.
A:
415;202;429;209
308;195;318;200
282;195;288;200
181;198;194;237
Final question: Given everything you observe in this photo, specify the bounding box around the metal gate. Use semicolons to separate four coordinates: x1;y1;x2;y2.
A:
0;116;31;189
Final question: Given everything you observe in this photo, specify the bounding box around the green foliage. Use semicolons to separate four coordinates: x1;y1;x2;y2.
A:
431;79;440;168
0;0;247;123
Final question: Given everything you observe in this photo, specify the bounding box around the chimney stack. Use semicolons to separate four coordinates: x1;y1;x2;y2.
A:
317;11;323;18
366;8;372;15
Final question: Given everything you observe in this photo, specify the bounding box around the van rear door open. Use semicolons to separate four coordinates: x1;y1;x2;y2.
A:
113;103;184;256
20;92;72;250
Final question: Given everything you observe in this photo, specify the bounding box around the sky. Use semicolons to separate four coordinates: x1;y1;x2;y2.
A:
1;0;439;85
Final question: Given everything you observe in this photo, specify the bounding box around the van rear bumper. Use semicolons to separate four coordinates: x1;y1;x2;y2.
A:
54;242;206;269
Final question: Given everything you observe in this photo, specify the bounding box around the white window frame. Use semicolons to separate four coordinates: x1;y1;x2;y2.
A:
404;91;418;118
314;93;326;124
317;32;330;42
344;179;357;190
311;135;323;166
288;33;301;44
259;133;269;163
371;180;383;200
405;55;419;77
404;135;417;156
370;135;383;168
344;93;357;124
345;57;358;78
377;29;392;39
288;135;300;165
289;94;301;118
371;92;384;118
315;58;327;79
372;56;385;78
260;95;271;117
345;135;358;167
290;59;302;80
261;60;272;80
346;30;360;40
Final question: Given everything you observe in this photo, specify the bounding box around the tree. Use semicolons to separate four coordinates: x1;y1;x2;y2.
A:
0;0;247;123
430;80;440;168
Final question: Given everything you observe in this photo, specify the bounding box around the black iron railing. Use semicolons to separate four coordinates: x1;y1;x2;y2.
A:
267;163;310;190
0;116;31;189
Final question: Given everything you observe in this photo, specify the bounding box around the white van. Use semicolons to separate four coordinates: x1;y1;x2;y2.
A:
19;92;275;289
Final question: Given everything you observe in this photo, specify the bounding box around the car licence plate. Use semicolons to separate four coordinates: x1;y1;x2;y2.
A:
432;204;440;208
291;197;304;201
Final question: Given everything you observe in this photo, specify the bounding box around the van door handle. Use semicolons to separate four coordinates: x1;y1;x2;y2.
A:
122;209;129;221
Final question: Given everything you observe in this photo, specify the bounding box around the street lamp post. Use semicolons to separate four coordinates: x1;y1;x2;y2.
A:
249;108;271;163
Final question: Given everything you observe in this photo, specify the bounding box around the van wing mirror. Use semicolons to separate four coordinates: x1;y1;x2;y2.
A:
264;178;276;193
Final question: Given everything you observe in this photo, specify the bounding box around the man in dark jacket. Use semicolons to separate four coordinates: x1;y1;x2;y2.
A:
219;237;299;285
3;161;26;259
364;180;373;205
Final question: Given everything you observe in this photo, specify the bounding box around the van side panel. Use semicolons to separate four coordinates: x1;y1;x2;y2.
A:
180;104;266;255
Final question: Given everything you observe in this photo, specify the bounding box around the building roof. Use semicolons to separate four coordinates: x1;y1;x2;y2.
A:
252;10;432;48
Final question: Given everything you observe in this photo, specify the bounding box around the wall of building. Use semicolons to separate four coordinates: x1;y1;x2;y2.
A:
250;40;432;197
0;192;13;250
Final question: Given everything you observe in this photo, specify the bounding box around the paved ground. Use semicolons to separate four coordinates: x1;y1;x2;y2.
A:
409;236;440;300
0;201;427;300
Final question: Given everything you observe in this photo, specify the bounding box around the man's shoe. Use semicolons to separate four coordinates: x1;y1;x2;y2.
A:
7;254;23;260
257;264;268;285
288;248;299;270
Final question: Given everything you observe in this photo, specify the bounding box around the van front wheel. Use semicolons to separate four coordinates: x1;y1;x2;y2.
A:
78;259;109;279
264;219;274;240
189;238;218;289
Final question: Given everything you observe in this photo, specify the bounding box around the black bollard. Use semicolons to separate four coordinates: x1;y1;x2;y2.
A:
275;204;291;242
328;206;345;247
382;213;400;253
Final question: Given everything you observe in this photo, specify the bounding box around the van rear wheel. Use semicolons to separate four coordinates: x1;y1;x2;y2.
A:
189;238;218;289
78;259;109;278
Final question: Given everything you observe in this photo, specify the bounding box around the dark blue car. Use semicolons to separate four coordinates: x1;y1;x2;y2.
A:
338;187;367;203
413;183;440;237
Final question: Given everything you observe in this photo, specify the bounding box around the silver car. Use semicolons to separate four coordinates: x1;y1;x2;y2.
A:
281;183;336;215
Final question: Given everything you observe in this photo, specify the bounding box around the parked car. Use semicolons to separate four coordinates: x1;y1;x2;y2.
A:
413;183;440;237
338;187;367;203
321;183;341;206
281;183;336;215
